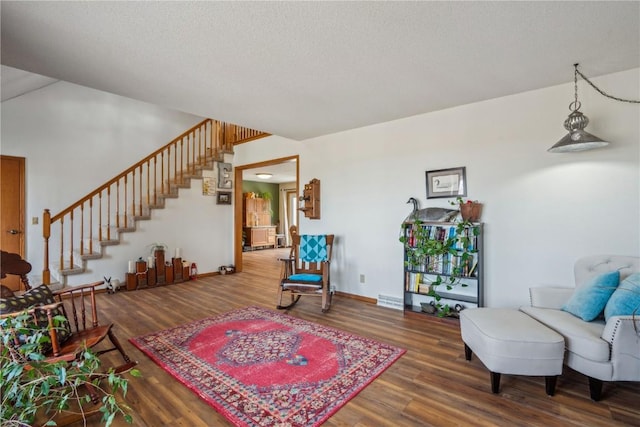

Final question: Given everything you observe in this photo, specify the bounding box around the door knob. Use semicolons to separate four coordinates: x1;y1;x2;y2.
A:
8;229;21;235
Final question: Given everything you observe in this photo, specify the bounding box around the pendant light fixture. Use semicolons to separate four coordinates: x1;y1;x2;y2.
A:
549;63;639;153
548;64;608;153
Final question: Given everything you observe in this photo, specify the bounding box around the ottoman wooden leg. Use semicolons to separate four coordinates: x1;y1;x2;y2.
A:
490;372;501;393
545;376;558;396
464;343;473;361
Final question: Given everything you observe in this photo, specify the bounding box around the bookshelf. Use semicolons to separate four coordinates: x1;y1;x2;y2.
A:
401;220;484;317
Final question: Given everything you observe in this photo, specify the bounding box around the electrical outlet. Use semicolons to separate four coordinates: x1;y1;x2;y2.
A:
359;274;365;284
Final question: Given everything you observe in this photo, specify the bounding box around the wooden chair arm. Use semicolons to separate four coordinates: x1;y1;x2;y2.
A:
278;257;295;278
52;281;104;296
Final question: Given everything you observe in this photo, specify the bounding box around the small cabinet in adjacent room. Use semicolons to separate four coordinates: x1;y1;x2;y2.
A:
243;226;276;249
243;194;276;249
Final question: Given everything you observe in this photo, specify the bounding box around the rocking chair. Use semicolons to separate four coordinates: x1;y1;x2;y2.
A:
1;249;33;294
0;278;137;374
277;226;334;312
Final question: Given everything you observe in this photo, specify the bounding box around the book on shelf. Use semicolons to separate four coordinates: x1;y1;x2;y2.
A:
418;283;431;294
406;272;423;292
469;260;478;277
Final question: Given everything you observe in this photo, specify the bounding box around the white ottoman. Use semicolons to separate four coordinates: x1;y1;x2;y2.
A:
460;308;565;395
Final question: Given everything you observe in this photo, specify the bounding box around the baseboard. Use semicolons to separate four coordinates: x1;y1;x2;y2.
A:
334;291;377;305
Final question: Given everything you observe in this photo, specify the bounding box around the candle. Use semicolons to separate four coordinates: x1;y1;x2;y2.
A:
175;248;181;258
128;261;134;273
148;256;154;268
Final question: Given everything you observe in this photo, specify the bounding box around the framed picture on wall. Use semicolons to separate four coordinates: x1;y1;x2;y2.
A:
202;177;216;196
217;162;233;189
426;167;467;199
217;191;232;205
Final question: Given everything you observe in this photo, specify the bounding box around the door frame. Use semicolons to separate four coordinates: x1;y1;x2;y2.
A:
233;155;299;272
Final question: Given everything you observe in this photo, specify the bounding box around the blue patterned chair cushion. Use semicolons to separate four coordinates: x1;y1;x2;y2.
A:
299;235;328;262
288;273;322;282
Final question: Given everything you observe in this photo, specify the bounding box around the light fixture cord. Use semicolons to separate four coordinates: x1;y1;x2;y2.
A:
574;63;640;104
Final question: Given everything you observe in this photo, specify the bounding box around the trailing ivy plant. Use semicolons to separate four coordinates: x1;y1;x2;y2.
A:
1;311;140;427
400;216;480;317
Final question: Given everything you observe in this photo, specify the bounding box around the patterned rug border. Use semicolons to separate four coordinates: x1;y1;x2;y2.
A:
130;306;406;426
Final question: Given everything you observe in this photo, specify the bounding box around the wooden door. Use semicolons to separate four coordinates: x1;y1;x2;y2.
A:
1;155;26;291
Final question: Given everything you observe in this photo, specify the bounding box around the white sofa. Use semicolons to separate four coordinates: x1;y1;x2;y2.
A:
520;255;640;400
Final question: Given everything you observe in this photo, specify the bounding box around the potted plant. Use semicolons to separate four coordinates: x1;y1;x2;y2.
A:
399;212;480;317
451;197;483;222
1;311;140;426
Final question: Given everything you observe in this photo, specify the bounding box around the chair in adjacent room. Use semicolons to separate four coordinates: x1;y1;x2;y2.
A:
277;225;334;312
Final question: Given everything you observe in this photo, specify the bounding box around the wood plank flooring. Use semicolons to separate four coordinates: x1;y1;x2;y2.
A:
74;248;639;426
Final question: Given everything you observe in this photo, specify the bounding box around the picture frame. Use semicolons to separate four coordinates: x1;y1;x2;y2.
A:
425;167;467;199
217;162;233;189
217;191;232;205
202;177;216;196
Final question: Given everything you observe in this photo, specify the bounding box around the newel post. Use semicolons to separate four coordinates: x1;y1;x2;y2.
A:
43;209;51;285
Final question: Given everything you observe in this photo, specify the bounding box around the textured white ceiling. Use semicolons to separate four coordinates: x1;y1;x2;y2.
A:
1;1;638;140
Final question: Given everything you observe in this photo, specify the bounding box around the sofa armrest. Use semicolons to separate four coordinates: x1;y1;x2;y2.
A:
602;315;640;381
529;287;574;309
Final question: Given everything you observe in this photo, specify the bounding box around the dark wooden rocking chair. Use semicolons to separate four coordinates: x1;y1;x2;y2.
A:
1;249;33;295
0;252;137;374
276;225;335;312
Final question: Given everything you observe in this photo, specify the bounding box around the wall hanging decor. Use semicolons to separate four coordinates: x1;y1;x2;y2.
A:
217;191;232;205
299;178;321;219
202;177;216;196
426;167;466;199
217;162;233;189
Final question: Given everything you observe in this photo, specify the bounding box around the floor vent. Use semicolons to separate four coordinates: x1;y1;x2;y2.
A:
377;294;404;310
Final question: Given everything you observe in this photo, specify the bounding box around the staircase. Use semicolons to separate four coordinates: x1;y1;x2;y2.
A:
41;119;268;285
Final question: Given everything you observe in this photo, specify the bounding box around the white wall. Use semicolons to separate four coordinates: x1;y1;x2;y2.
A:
1;81;235;285
3;70;638;303
234;68;640;308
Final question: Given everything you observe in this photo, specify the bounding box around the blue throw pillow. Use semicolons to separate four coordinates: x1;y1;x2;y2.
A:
604;273;640;322
562;270;620;321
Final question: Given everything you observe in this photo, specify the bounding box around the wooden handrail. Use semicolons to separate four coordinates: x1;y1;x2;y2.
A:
42;119;269;284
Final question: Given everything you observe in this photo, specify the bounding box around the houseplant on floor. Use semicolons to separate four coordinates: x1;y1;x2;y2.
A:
1;311;140;426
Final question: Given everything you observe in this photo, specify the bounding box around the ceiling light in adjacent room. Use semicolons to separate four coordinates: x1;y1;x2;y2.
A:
256;173;272;179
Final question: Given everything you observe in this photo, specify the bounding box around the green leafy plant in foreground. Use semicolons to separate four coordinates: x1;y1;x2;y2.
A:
1;311;140;426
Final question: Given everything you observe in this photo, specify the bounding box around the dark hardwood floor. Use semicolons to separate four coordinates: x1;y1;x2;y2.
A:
73;248;639;426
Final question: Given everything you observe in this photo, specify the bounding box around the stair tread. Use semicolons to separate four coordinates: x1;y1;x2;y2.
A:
57;266;85;275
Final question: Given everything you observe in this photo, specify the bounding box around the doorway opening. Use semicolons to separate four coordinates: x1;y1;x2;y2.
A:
233;155;298;272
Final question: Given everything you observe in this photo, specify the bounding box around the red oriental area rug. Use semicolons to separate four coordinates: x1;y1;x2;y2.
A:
130;306;405;426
